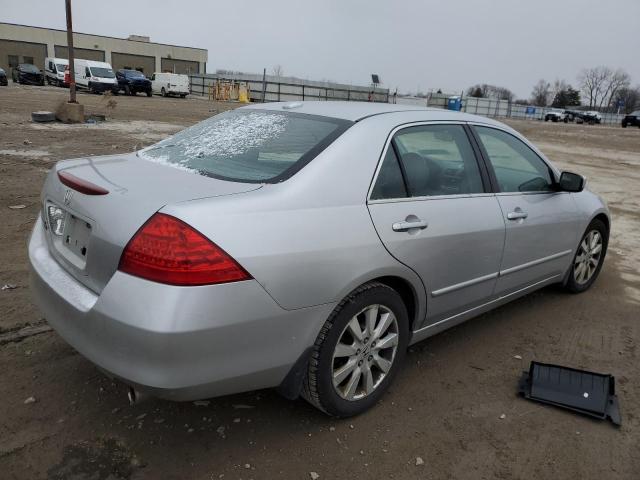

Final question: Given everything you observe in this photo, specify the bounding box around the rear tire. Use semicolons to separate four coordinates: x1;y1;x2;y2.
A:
146;89;152;97
565;219;608;293
302;282;409;417
124;85;131;96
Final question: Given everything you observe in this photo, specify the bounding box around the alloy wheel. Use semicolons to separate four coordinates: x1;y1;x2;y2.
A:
331;304;399;401
574;229;603;285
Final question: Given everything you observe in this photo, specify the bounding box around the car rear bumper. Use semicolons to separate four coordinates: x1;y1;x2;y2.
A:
28;219;333;400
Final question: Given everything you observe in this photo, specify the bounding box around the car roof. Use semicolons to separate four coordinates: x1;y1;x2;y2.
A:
242;100;505;124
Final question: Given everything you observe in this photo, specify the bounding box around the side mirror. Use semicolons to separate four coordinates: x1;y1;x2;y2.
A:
558;171;585;192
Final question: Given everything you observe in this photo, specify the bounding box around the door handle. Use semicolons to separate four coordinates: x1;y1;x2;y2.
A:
392;219;428;232
507;209;528;220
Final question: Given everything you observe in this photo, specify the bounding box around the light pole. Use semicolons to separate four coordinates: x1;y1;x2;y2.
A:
65;0;76;103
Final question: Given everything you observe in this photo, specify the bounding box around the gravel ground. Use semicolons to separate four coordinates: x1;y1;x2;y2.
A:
1;84;639;479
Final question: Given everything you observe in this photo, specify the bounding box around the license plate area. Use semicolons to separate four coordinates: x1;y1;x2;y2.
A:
62;215;92;265
46;201;93;270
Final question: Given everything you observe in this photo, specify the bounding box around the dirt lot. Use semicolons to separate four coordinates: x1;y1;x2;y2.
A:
1;84;639;480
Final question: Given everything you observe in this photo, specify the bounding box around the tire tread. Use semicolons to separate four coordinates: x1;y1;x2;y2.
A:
301;281;395;415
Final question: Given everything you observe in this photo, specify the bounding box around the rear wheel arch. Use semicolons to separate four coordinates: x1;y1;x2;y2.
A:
370;275;420;332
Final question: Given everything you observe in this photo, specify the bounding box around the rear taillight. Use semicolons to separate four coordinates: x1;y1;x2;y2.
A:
118;213;251;286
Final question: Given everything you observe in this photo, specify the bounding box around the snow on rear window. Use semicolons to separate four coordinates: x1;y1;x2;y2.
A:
138;109;349;182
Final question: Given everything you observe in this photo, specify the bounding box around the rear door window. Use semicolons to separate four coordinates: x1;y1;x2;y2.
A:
139;109;352;183
371;124;485;199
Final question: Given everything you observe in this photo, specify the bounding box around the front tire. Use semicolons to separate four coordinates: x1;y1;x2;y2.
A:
565;219;608;293
302;282;409;417
161;87;167;97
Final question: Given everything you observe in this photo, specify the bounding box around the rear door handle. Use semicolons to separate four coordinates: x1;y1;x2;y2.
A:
392;220;428;232
507;209;528;220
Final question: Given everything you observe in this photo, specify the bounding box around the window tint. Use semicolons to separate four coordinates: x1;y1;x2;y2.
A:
139;110;351;183
475;126;554;193
370;147;407;200
391;124;484;197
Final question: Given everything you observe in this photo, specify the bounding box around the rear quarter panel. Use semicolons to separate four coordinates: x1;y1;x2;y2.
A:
161;115;428;319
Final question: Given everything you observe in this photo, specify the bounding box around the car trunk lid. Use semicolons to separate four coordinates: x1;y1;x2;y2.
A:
41;152;260;293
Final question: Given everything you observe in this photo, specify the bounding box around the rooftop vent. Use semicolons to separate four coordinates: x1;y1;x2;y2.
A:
127;35;150;42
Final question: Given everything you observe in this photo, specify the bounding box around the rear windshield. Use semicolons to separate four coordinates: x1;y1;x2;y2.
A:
90;67;115;78
138;109;352;183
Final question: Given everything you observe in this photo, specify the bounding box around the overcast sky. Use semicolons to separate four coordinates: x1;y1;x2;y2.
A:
3;0;639;98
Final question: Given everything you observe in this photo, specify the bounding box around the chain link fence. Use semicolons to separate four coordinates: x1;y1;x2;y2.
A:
421;93;625;126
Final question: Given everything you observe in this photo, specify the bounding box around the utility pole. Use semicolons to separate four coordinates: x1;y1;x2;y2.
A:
65;0;76;103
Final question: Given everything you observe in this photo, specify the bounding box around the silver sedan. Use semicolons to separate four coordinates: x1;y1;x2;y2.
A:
29;102;609;417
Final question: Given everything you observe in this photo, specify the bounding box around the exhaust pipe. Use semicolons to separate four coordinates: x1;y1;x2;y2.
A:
127;387;149;406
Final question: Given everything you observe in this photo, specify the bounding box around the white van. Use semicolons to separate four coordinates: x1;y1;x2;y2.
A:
74;59;118;94
151;72;190;98
44;57;69;87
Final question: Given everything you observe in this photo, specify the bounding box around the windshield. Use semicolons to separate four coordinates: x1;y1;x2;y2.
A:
139;109;352;183
126;70;145;78
21;64;39;73
631;111;640;116
56;63;67;72
90;67;115;78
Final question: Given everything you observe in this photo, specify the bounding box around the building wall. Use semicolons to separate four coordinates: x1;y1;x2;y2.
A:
0;22;207;76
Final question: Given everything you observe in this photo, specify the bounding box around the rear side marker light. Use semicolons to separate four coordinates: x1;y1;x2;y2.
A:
58;171;109;195
118;213;251;286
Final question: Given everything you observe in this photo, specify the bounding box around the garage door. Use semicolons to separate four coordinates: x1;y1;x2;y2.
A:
54;46;105;62
111;52;155;76
161;58;199;75
0;40;47;71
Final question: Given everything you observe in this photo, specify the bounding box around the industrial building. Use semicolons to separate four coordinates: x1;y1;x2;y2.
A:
0;22;207;76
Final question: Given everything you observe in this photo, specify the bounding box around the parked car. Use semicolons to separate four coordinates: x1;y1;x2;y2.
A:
563;110;581;122
151;72;190;98
544;108;567;122
74;59;118;94
582;111;602;124
12;63;45;85
44;57;69;87
621;111;640;128
116;69;152;96
0;67;7;86
29;102;610;417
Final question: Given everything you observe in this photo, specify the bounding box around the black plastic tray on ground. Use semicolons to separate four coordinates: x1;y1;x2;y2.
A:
518;361;621;426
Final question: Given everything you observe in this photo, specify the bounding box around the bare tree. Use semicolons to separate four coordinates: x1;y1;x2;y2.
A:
551;78;568;101
598;69;630;109
612;86;640;114
272;65;284;77
466;83;514;101
578;66;611;108
531;79;551;106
